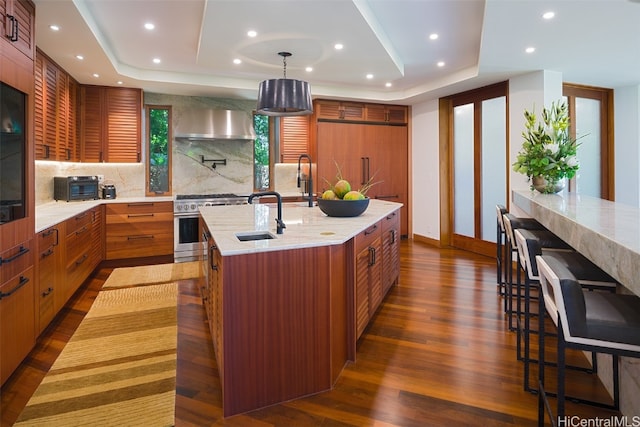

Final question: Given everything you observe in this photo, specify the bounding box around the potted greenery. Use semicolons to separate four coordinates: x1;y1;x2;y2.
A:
512;101;580;193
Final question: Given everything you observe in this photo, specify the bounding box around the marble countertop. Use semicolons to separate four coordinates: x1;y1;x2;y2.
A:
512;190;640;296
200;199;402;256
35;196;174;232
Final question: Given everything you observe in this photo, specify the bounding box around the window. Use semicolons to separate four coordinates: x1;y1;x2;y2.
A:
146;105;172;195
253;113;273;191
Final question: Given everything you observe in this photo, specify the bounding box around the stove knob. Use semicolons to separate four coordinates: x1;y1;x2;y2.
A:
190;204;196;210
177;205;182;211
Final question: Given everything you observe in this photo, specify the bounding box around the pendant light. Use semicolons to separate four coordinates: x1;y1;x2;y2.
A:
256;51;313;116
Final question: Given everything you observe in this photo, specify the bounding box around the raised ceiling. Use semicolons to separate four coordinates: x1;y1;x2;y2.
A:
33;0;640;104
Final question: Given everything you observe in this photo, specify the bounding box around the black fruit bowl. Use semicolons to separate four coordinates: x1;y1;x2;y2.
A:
317;198;370;217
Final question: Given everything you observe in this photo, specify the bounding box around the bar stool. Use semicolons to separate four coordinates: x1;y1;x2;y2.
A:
536;255;640;426
514;228;617;392
502;213;545;328
496;204;508;296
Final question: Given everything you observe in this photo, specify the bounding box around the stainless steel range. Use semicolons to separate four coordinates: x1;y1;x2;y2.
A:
174;193;248;263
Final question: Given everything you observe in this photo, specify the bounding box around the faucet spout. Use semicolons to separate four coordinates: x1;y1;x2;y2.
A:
247;191;286;234
297;154;314;208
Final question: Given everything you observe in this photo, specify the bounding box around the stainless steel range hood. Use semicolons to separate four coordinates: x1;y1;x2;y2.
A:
175;109;256;141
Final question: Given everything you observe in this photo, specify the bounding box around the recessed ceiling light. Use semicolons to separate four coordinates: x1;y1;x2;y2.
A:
153;58;161;64
76;55;84;60
117;81;124;85
366;74;374;79
92;73;99;78
542;11;555;20
49;25;60;31
334;43;344;50
247;30;257;37
305;66;313;72
429;33;438;40
437;61;445;67
525;46;536;53
385;82;392;88
233;58;242;65
144;22;155;30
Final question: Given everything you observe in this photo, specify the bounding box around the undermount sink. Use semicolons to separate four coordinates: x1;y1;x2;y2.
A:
235;231;276;242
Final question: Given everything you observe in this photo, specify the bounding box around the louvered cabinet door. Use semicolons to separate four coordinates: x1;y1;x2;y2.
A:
105;87;141;163
280;116;310;163
80;85;104;162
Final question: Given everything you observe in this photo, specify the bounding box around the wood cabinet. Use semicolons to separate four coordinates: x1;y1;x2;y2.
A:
279;116;310;163
315;100;365;121
202;221;224;374
35;49;79;161
1;0;35;60
314;100;408;124
0;240;35;385
64;209;98;298
105;201;173;260
316;121;408;236
35;224;62;333
80;85;142;163
354;222;382;339
381;209;400;295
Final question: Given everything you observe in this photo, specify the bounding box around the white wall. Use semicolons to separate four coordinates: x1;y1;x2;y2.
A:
614;85;640;207
410;100;440;240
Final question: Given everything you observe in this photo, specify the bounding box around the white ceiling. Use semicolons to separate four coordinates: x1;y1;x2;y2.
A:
33;0;640;105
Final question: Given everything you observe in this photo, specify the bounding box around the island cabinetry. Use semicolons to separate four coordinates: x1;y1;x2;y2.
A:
203;227;224;373
212;246;338;417
0;240;35;385
35;49;79;161
354;221;382;339
35;224;63;333
80;85;142;163
381;209;400;294
105;201;173;260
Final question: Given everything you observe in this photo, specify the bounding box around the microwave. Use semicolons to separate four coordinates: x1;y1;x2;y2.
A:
54;176;100;201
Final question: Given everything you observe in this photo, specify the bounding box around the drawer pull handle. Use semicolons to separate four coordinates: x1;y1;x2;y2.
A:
41;248;54;258
42;287;54;297
127;203;153;207
386;212;397;220
0;276;29;300
210;245;218;271
75;213;88;220
75;254;88;265
127;213;155;218
127;235;154;240
76;226;88;236
376;194;399;200
364;224;378;235
0;246;30;265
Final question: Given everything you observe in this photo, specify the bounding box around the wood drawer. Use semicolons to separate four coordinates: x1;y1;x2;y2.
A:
65;210;92;236
105;201;172;217
0;240;34;284
66;248;93;291
381;209;400;232
105;232;173;259
66;223;92;264
355;221;381;250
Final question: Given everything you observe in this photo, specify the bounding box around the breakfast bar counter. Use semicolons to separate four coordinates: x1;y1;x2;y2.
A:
512;190;640;297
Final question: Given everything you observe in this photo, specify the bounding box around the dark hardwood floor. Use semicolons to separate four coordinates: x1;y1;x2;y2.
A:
1;240;620;426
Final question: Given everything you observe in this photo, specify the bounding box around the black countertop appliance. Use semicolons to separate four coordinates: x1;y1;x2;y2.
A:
101;184;116;199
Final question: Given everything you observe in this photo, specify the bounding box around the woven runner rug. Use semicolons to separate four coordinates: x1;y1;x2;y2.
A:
102;261;200;290
14;282;178;427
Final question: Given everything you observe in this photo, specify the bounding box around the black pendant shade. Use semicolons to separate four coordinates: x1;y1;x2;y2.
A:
256;52;313;116
256;78;312;116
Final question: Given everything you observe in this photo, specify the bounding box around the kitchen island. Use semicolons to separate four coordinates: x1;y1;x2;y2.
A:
199;199;402;417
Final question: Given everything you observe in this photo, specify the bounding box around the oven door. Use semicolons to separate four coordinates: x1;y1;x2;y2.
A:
174;214;204;262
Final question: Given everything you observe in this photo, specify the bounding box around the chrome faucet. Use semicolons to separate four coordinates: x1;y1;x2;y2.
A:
248;191;286;234
297;154;314;207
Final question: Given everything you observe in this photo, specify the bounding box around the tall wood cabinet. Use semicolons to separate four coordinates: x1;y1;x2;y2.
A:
35;49;79;161
0;0;35;386
80;85;142;163
314;102;409;237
